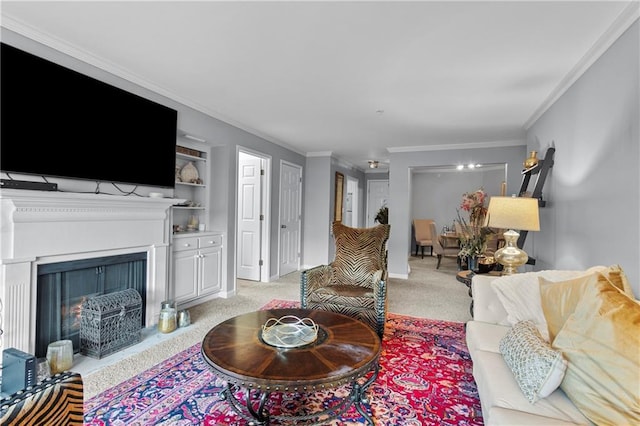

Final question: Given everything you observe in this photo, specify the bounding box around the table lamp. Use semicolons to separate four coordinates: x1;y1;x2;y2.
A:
486;196;540;275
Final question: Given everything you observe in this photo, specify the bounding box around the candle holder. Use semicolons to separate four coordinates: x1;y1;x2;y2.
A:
46;340;73;374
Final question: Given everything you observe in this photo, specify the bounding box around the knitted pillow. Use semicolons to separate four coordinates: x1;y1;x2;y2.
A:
499;320;567;403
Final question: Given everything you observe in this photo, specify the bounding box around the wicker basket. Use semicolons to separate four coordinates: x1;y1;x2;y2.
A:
176;146;202;157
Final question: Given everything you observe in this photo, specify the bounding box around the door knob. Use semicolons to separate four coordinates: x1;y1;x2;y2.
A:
281;225;287;229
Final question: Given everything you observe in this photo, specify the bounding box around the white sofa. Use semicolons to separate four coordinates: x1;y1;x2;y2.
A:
466;272;592;425
466;265;640;426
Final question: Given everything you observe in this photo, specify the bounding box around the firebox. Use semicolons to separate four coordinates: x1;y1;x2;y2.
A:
35;252;147;358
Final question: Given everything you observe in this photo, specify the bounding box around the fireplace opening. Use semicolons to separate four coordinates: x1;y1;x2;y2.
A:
36;252;147;358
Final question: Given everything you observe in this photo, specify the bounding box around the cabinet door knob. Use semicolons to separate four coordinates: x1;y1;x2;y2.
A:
208;240;214;244
183;243;191;247
281;225;287;229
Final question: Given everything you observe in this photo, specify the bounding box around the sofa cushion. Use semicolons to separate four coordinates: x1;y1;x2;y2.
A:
553;276;640;425
471;349;590;424
489;407;590;425
465;320;510;354
491;267;606;341
499;320;567;403
471;274;510;325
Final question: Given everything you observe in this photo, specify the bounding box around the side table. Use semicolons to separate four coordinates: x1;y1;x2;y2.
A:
456;270;501;317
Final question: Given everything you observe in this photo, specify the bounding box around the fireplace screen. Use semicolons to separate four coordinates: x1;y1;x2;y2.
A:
36;252;147;358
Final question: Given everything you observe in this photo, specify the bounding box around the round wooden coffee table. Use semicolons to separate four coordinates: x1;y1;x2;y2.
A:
201;308;381;425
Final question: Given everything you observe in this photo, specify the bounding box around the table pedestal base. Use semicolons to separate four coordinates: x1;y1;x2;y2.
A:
219;364;380;426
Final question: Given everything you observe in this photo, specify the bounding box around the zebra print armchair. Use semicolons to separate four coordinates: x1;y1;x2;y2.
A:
301;222;391;338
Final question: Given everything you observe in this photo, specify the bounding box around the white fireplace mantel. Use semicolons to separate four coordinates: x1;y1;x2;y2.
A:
0;189;181;355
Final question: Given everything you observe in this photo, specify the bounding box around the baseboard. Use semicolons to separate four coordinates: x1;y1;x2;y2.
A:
388;272;409;279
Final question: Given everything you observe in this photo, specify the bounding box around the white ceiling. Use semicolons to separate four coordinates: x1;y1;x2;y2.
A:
2;1;638;171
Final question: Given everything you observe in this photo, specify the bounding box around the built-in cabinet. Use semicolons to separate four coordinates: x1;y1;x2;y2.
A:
172;233;223;306
173;137;209;233
171;133;226;308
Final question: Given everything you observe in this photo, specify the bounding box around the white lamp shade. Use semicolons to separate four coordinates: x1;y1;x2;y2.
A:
486;196;540;231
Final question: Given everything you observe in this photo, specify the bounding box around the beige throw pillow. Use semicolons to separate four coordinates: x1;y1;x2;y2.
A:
540;265;636;343
491;268;606;341
552;277;640;425
539;274;597;343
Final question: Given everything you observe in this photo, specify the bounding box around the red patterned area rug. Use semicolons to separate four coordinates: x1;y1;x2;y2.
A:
84;300;483;425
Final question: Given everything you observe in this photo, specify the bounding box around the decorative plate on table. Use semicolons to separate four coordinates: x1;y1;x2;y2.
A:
261;315;318;348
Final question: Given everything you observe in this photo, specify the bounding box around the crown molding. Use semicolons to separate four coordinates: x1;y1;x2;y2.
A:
524;2;640;129
388;139;525;153
306;151;333;157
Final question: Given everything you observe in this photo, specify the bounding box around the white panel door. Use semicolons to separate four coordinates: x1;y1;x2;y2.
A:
367;179;389;227
279;162;302;276
237;153;262;281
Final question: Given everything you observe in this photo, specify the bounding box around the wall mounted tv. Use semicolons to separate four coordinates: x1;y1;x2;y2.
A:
1;42;178;188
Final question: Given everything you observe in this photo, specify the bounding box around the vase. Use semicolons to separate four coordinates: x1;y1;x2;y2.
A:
46;340;73;374
467;256;479;272
180;161;199;183
523;151;539;169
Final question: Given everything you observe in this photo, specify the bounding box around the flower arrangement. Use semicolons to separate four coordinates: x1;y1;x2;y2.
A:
457;188;493;258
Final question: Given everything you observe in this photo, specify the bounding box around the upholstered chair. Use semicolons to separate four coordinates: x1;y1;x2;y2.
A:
432;222;460;269
413;219;435;258
301;222;391;338
0;372;84;425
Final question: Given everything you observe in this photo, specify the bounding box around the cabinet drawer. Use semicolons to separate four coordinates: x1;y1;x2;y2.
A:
199;235;222;248
174;236;199;252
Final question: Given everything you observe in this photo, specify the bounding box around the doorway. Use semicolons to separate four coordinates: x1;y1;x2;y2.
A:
236;149;271;282
366;179;389;227
278;161;302;277
344;176;359;227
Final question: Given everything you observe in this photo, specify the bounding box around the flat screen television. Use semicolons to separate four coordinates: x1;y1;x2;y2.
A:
1;42;177;188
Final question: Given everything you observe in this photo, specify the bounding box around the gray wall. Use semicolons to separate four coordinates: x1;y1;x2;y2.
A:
301;155;367;268
526;21;639;297
302;156;332;267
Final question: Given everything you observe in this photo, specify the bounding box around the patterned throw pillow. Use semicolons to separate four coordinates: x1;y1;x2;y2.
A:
499;320;568;404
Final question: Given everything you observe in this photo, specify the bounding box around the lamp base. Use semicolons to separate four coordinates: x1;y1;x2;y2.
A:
494;230;528;275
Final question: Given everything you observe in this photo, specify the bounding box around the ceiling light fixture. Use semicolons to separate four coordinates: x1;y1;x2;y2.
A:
368;160;379;169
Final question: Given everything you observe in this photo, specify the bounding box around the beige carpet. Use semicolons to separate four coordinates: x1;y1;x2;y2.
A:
82;255;472;399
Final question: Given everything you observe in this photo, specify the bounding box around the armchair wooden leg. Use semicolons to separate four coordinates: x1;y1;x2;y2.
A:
436;255;442;269
421;247;424;259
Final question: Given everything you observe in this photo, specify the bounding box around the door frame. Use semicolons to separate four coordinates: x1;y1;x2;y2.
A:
235;146;271;283
277;160;303;278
